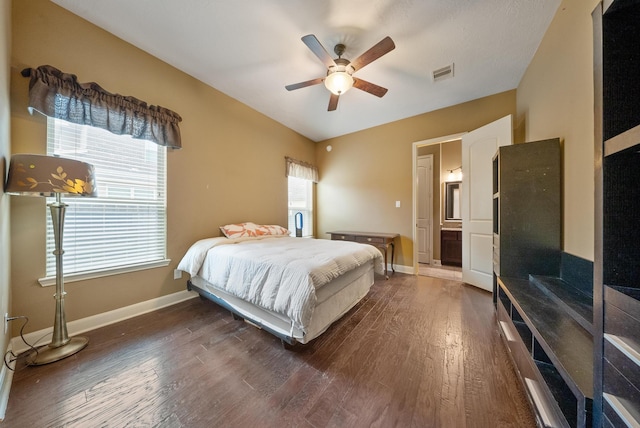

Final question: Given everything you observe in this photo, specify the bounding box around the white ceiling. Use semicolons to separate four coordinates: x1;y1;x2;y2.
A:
51;0;560;142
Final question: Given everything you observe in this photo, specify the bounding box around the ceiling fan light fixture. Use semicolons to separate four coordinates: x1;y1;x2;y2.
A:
324;69;354;95
286;35;395;110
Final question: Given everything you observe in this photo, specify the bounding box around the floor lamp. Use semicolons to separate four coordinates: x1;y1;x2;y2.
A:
5;154;97;365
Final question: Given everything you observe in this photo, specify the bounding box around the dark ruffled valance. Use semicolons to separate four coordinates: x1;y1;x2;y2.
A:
22;65;182;149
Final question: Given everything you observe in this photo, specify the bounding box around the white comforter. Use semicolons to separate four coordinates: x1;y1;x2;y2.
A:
178;236;384;332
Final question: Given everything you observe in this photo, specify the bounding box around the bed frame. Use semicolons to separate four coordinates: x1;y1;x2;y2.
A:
187;278;299;346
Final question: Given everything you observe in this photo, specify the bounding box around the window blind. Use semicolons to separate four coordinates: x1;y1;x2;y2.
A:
45;118;167;279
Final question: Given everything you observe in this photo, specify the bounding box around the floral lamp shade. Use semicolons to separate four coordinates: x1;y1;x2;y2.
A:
5;154;96;197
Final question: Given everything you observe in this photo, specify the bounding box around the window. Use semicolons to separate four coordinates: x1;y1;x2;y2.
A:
43;117;168;284
287;176;313;237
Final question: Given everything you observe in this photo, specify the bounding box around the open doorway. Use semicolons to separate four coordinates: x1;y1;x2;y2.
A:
412;133;464;280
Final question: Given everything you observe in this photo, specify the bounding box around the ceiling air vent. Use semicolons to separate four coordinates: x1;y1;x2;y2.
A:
432;64;454;82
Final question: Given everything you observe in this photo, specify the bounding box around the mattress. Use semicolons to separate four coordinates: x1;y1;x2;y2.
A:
190;260;375;344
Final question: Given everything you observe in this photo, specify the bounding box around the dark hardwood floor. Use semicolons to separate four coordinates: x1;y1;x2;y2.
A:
3;274;536;427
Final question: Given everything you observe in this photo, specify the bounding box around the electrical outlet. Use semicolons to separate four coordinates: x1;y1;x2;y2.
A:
173;269;182;280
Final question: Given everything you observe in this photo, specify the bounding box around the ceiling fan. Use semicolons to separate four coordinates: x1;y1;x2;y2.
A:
285;34;395;111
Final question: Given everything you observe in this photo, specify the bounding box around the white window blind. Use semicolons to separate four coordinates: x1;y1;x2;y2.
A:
287;176;313;237
45;117;167;280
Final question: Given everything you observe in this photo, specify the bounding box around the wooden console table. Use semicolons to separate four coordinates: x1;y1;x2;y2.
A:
328;231;399;278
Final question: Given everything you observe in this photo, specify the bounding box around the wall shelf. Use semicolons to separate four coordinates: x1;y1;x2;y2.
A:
498;276;593;427
603;123;640;156
594;1;640;424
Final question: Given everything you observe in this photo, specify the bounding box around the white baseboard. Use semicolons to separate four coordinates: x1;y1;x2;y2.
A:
389;264;414;275
0;342;16;421
11;289;198;355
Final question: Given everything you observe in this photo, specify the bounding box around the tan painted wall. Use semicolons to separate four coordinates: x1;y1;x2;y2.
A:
1;0;12;352
315;91;516;268
516;0;599;261
10;0;315;333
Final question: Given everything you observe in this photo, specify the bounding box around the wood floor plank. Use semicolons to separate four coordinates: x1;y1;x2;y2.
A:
3;274;536;427
375;277;433;418
303;281;406;426
332;278;415;426
406;277;454;427
459;284;536;427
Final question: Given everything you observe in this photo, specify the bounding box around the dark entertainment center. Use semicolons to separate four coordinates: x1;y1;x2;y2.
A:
594;1;640;427
492;1;640;426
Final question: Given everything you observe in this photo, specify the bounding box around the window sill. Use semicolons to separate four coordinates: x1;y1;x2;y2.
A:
38;259;171;287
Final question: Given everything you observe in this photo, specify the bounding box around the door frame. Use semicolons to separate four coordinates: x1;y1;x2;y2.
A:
412;132;466;275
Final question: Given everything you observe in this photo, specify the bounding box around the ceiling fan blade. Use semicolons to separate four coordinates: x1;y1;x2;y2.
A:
353;78;388;98
328;93;339;111
285;77;324;91
301;34;336;69
350;36;395;71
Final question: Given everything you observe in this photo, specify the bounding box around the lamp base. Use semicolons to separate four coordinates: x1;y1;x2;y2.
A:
27;336;89;366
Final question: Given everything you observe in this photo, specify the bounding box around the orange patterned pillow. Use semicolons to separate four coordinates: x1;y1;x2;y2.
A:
219;222;262;238
220;222;290;239
260;224;290;236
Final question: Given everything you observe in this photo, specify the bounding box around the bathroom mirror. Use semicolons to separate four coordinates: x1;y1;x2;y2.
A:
445;181;461;221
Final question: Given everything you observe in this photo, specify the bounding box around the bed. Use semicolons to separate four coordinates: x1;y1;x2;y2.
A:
177;223;385;345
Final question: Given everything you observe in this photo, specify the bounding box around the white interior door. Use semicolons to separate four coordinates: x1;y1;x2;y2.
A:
461;115;512;291
417;155;433;264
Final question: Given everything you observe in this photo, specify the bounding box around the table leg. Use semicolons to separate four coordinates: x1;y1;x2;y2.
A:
382;245;389;279
390;242;395;273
